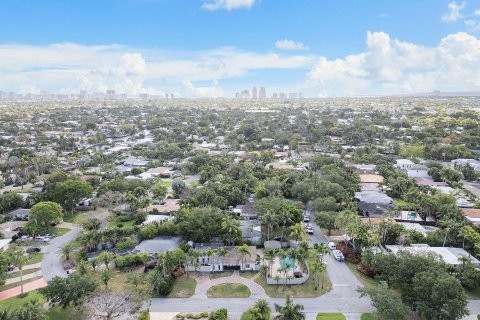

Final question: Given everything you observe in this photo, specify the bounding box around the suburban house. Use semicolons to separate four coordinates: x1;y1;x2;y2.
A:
187;245;259;272
395;159;415;170
355;191;394;217
240;220;262;244
452;159;480;172
9;208;30;221
385;244;480;267
462;208;480;225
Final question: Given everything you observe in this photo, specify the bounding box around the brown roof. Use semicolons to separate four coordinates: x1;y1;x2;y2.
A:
223;246;258;265
146;199;180;214
359;174;384;183
463;208;480;218
0;221;27;238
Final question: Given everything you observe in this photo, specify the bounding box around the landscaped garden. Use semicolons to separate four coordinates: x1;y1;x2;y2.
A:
207;283;251;298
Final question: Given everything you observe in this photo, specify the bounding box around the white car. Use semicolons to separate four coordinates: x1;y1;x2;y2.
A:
328;241;336;250
306;228;314;235
35;236;50;242
332;250;345;261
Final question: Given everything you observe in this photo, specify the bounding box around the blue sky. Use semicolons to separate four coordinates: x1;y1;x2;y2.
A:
0;0;480;97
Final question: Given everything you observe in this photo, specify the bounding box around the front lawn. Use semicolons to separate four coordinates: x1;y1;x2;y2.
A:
240;271;258;279
316;313;346;320
26;252;44;264
209;271;233;279
360;313;375;320
207;283;251;298
53;227;71;236
255;254;331;298
168;275;196;298
0;290;45;310
345;262;380;289
7;268;41;279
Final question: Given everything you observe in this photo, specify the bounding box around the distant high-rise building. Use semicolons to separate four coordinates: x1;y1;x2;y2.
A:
165;93;169;99
298;92;303;98
289;93;297;99
235;92;240;99
106;89;115;95
259;87;266;99
241;90;249;99
252;87;257;99
170;93;174;99
279;93;285;99
272;93;278;99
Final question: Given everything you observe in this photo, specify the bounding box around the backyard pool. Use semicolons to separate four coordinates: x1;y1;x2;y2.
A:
280;256;295;271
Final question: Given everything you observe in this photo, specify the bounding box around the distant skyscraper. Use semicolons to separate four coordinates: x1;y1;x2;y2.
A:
272;93;278;99
170;93;174;99
165;93;169;99
289;93;297;99
235;92;240;99
259;87;266;99
252;87;257;99
241;89;249;99
106;89;115;95
279;93;285;99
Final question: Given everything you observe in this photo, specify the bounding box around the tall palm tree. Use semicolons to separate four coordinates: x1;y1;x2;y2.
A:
254;299;271;319
101;269;111;289
99;251;113;270
260;209;278;241
7;245;28;295
221;215;242;246
217;247;228;271
236;244;251;271
264;247;276;278
58;243;73;261
207;248;217;272
311;261;327;290
274;296;305;320
315;243;330;263
289;223;307;242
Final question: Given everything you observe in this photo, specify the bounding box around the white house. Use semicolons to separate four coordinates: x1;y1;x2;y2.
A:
187;246;259;272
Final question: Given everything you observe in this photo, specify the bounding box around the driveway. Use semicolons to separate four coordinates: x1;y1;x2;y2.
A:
41;227;82;281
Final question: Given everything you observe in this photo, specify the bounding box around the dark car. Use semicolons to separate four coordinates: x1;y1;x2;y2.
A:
26;247;41;253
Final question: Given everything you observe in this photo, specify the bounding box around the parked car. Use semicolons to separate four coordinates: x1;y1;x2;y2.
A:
35;236;50;242
328;241;336;250
332;249;345;261
26;247;41;253
303;215;310;222
307;228;314;235
19;235;33;242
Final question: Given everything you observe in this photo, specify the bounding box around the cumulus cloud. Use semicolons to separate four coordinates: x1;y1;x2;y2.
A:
0;43;313;97
181;81;224;97
442;1;466;22
275;39;309;51
304;31;480;96
202;0;255;11
475;9;480;16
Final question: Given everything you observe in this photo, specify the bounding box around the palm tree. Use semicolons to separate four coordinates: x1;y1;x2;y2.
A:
289;223;307;242
260;209;278;241
311;261;327;290
217;247;228;271
58;243;73;261
237;244;251;271
77;260;90;276
221;215;242;246
90;257;98;273
207;248;217;272
315;243;330;263
264;247;275;278
7;245;28;295
15;299;48;320
99;251;113;270
101;269;111;289
274;296;305;320
254;299;271;320
138;252;153;272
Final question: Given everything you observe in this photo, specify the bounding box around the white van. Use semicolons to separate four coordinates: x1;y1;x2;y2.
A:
328;241;336;250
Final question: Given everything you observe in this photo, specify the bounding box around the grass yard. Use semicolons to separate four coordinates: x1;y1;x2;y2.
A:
168;276;196;298
240;271;258;279
209;271;233;279
346;262;381;289
256;255;331;298
360;314;375;320
26;252;44;265
0;276;43;291
241;310;270;320
53;227;70;236
108;215;136;229
7;268;41;279
62;211;90;224
46;306;84;320
316;313;346;320
207;283;251;298
0;291;45;310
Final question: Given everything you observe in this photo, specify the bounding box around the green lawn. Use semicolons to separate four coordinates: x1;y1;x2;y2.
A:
53;227;71;236
360;313;375;320
209;271;233;279
240;271;258;279
346;262;381;289
0;291;45;310
168;276;197;298
26;252;44;265
0;276;43;291
46;306;84;320
62;211;89;224
7;268;41;279
256;254;331;298
109;216;136;229
207;283;251;298
316;313;346;320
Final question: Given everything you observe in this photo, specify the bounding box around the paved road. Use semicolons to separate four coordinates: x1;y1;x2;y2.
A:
41;227;82;281
462;181;480;198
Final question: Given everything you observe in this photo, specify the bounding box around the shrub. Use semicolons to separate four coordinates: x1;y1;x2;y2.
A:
138;311;150;320
116;237;137;250
209;309;227;320
200;312;209;318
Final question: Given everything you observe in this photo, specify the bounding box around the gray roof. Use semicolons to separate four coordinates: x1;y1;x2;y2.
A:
133;236;180;254
355;191;392;204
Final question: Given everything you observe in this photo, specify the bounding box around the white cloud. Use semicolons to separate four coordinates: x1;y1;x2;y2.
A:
304;31;480;96
474;8;480;16
442;1;466;22
464;19;480;32
0;43;314;97
181;81;224;97
275;39;309;51
202;0;255;11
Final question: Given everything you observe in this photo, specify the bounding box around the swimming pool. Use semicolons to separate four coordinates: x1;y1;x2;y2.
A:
280;256;295;271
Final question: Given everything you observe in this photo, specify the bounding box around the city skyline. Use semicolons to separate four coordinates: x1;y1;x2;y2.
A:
1;0;480;97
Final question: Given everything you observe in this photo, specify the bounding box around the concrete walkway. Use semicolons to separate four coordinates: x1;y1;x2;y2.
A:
5;270;43;285
0;278;47;301
193;271;267;297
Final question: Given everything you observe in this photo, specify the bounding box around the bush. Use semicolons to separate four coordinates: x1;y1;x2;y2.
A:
155;277;174;296
200;312;209;318
115;253;145;269
209;309;227;320
337;242;361;263
138;311;150;320
116;237;137;250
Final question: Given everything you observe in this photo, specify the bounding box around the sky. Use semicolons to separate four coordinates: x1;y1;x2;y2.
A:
1;0;480;97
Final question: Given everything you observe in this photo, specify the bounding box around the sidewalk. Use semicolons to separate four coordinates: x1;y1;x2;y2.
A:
0;278;47;301
8;263;41;273
5;270;43;285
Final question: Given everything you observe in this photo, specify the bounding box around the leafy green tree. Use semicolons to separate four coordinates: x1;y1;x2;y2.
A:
254;299;271;320
313;196;338;212
314;211;336;236
358;282;409;320
40;273;98;309
0;252;9;287
413;270;468;320
12;299;48;320
52;178;93;214
28;201;63;229
151;182;168;200
58;243;73;261
274;296;304;320
7;244;28;295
